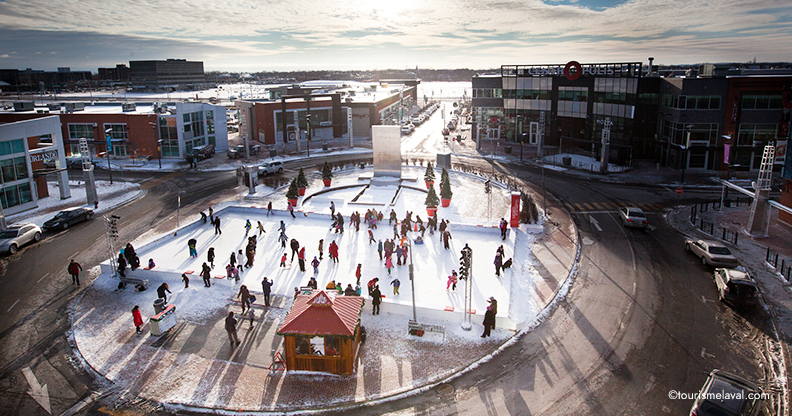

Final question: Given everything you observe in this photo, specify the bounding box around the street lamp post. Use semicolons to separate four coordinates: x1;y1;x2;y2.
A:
681;124;693;184
157;139;163;169
177;190;186;227
408;238;416;322
104;128;114;184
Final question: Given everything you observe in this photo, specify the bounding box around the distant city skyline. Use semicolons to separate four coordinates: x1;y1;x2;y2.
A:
0;0;790;72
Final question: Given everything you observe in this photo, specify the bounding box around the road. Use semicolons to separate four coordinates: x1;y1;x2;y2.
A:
0;110;782;415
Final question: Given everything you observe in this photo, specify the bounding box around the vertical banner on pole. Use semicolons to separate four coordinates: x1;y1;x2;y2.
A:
510;191;520;227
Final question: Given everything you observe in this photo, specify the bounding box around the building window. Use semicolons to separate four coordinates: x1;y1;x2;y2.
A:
663;95;721;110
1;182;33;209
741;95;782;110
473;88;503;98
1;157;28;184
0;139;25;156
68;124;95;142
737;123;777;146
159;117;180;157
206;110;215;135
103;124;128;155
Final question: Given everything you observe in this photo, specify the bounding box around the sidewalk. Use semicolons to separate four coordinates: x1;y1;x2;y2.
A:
666;204;791;403
71;170;579;413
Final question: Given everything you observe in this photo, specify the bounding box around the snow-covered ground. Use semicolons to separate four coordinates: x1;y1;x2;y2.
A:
540;152;630;173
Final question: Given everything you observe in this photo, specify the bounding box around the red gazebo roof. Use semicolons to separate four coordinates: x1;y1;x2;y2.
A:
277;290;365;337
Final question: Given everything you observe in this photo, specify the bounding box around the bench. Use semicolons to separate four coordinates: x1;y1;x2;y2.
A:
119;275;149;289
408;320;445;341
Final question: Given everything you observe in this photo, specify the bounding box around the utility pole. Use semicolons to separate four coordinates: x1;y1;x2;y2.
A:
104;215;120;277
460;245;473;331
597;117;612;173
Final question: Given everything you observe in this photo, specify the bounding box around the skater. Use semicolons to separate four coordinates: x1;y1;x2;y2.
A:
200;211;207;223
447;270;458;290
226;263;239;281
117;253;127;277
311;256;320;274
237;285;251;314
298;247;306;272
318;239;324;260
329;240;339;264
261;277;273;306
389;209;397;225
257;220;265;235
385;256;393;275
132;305;144;335
148;258;156;269
202;262;212;287
395;245;403;266
287;201;295;219
244;219;252;236
367;277;379;296
442;229;452;249
182;273;189;288
279;220;286;234
188;238;198;258
499;218;508;240
280;253;288;267
494;251;503;277
157;282;171;302
502;257;513;270
229;251;236;269
290;238;300;262
368;229;375;244
207;247;215;268
355;264;362;285
214;216;222;235
390;278;400;295
336;212;344;234
278;230;288;248
330;201;335;216
68;259;82;286
481;306;495;337
225;311;240;346
371;285;382;315
125;243;139;269
209;207;214;222
267;201;273;216
377;240;383;260
497;244;505;257
246;308;255;330
237;250;245;272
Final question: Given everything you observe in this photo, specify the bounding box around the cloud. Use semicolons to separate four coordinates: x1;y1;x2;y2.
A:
0;54;8;58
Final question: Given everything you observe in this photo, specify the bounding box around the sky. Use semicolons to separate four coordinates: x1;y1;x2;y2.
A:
0;0;790;73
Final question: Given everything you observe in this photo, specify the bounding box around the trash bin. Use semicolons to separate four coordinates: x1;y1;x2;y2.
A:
269;149;276;158
153;298;165;314
150;304;177;336
322;143;329;151
562;156;572;166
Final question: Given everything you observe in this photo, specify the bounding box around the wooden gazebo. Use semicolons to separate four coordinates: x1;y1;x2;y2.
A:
277;290;365;375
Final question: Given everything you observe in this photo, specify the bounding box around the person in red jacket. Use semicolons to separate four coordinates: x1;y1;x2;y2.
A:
68;259;82;286
132;305;144;335
329;240;339;264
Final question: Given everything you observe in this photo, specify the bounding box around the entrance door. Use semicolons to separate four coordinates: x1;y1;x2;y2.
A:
529;122;539;145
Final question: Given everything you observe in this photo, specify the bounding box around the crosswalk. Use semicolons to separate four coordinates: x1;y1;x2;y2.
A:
569;202;665;213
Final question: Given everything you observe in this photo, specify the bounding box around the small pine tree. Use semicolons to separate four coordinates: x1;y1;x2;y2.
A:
520;193;532;224
296;167;308;188
424;161;435;182
441;167;450;185
440;176;453;199
322;161;333;180
286;178;300;200
425;186;440;207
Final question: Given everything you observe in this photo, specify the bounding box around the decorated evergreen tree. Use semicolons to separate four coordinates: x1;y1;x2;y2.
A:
424;161;435;183
296;167;308;188
440;176;453;200
425;186;440;207
322;161;333;180
286;178;300;200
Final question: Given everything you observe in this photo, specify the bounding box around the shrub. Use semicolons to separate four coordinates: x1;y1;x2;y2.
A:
322;161;333;180
286;178;300;200
296;167;308;188
424;162;435;182
425;186;440;207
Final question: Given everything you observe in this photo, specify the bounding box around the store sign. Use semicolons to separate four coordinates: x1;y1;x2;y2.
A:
29;150;57;163
506;62;642;78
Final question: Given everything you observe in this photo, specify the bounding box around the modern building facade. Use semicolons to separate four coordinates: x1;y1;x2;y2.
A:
130;59;205;91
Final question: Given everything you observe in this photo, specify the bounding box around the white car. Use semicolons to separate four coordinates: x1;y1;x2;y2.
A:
258;161;284;176
618;207;648;229
0;224;42;254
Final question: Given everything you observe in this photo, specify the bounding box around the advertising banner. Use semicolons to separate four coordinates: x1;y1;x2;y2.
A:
510;192;520;228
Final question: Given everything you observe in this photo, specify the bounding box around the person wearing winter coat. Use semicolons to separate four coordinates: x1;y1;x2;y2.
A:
371;285;382;315
442;230;452;249
182;273;189;288
278;231;288;249
225;311;239;346
202;262;212;287
236;250;244;272
344;284;356;296
279;220;286;233
125;243;139;269
355;264;362;285
117;253;127;277
329;241;339;263
267;201;273;216
188;238;198;258
368;229;375;244
68;259;82;286
326;280;336;290
385;256;393;275
226;263;238;280
237;285;251;314
207;247;215;268
395;246;403;266
261;277;273;307
287;201;295;218
307;276;318;290
389;209;397;225
290;238;300;262
148;258;156;269
482;306;495;337
229;252;237;268
214;216;222;235
335;213;344;234
157;282;171;302
132;305;144;334
494;252;503;277
311;256;320;274
318;239;324;260
257;221;265;236
367;277;379;296
244;219;252;235
390;278;400;295
377;240;383;260
297;247;306;272
330;201;335;216
447;270;458;291
499;218;508;240
280;253;288;267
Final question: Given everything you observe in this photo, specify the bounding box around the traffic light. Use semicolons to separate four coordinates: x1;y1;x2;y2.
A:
459;246;472;280
484;180;491;194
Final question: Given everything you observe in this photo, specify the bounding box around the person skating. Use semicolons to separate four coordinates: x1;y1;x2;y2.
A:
229;251;236;269
257;220;265;236
244;219;252;236
442;229;452;249
390;278;400;295
237;285;251;314
182;273;189;288
226;263;238;281
329;201;335;216
132;305;144;335
207;247;215;268
371;285;382;315
117;253;127;277
355;264;362;285
157;282;171;302
214;216;222;235
280;253;288;268
481;306;495;337
188;238;198;258
311;256;320;274
290;238;300;262
488;297;498;320
278;231;288;249
287;201;295;219
447;270;458;290
208;206;214;222
297;247;306;272
318;239;324;260
377;240;383;260
225;311;240;346
201;211;207;223
499;218;508;240
336;212;344;234
68;259;82;286
202;262;212;287
367;277;379;296
439;218;447;234
279;220;286;234
389;209;397;225
125;243;139;269
236;250;244;272
494;251;503;277
261;277;273;307
385;255;393;275
266;201;273;216
329;240;339;264
395;245;403;266
368;229;375;244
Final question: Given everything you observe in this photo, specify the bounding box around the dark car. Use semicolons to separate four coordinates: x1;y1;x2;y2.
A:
43;156;98;170
42;207;94;231
184;144;215;162
690;370;762;415
713;268;760;308
227;144;261;159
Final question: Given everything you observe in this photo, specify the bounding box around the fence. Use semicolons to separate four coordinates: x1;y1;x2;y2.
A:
689;206;739;246
766;248;792;282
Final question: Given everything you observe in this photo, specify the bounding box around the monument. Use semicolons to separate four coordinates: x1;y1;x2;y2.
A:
372;125;402;179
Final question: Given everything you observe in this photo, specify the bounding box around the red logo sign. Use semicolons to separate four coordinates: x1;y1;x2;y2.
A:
564;61;583;81
675;187;683;195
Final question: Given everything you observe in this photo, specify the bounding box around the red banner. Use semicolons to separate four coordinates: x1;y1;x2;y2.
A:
510;192;520;228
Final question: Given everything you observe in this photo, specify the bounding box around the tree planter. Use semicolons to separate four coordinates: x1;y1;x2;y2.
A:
298;188;306;196
425;181;434;189
287;198;298;207
426;206;438;217
441;198;451;207
323;179;332;187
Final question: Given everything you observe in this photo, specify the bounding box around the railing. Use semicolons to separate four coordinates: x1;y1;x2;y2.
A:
689;205;738;246
765;247;792;282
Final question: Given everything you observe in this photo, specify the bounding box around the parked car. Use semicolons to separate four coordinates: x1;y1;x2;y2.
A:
713;268;760;308
689;369;763;415
258;160;284;176
44;156;98;170
184;144;215;162
227;145;246;159
42;207;94;231
618;207;649;229
0;224;42;254
685;239;740;268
